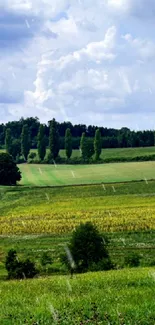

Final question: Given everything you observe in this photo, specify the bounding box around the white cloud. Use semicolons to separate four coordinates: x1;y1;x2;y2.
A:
1;0;155;129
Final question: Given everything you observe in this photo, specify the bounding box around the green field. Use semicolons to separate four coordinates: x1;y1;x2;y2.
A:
41;146;155;159
18;161;155;186
1;268;155;324
1;148;155;324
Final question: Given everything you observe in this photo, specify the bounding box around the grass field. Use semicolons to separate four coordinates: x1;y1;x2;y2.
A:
1;268;155;324
41;146;155;159
1;147;155;324
2;146;155;159
19;161;155;186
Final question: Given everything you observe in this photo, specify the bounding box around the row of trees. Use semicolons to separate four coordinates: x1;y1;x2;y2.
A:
0;116;154;149
5;119;102;162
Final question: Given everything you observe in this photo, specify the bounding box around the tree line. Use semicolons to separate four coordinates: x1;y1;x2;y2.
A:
5;118;102;162
0;116;154;150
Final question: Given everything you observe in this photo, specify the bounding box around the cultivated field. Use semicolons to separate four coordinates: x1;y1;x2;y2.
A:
19;161;155;186
0;181;155;279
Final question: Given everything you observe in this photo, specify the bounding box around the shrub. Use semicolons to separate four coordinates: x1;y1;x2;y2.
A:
89;258;114;272
28;152;37;160
15;154;25;164
41;252;52;267
5;249;38;279
124;252;141;268
62;222;112;273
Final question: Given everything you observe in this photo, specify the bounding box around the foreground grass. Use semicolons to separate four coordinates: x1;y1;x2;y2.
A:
19;161;155;186
1;268;155;324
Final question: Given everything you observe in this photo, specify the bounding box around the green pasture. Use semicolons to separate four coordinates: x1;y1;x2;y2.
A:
19;161;155;186
1;268;155;324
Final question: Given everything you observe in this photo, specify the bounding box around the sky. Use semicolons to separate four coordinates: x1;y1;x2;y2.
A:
0;0;155;130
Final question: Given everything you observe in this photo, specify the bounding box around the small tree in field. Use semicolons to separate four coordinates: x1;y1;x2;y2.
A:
66;222;111;272
65;128;72;159
21;124;31;161
5;128;12;155
37;124;46;161
0;153;21;185
94;129;102;160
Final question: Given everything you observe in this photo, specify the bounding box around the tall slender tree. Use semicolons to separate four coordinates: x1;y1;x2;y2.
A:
94;129;102;160
37;124;46;161
49;118;60;160
5;128;12;155
80;132;87;160
65;128;72;159
21;124;31;160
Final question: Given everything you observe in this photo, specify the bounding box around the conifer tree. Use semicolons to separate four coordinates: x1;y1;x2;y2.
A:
5;128;12;155
49;118;59;160
21;124;31;160
37;124;46;161
65;128;72;159
94;129;102;160
80;132;87;160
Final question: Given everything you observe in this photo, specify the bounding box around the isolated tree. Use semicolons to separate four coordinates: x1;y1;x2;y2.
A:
49;118;60;160
0;153;21;185
65;128;72;159
37;124;46;161
94;129;102;160
69;222;109;272
80;132;88;160
21;124;31;160
5;128;12;155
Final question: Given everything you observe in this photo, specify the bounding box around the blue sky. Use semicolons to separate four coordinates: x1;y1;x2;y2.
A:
0;0;155;129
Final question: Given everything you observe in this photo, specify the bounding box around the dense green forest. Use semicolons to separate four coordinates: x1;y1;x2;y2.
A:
0;117;154;149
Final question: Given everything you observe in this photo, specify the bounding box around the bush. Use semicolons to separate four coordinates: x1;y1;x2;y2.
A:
41;252;52;267
124;252;141;268
5;249;38;279
0;153;21;185
15;155;25;164
62;222;112;273
28;152;37;160
89;257;114;272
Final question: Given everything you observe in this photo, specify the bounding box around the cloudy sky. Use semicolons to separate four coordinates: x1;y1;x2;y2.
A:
0;0;155;129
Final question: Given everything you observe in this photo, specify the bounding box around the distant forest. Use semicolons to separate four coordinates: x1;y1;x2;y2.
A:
0;117;154;149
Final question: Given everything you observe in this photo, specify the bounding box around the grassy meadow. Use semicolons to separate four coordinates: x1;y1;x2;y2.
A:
1;268;155;324
19;161;155;186
41;146;155;159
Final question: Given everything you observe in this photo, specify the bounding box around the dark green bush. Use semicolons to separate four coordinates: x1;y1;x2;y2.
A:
41;252;52;267
124;252;141;268
5;249;38;279
62;222;112;273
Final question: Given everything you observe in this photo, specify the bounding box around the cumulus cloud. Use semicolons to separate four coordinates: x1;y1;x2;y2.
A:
0;0;155;128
